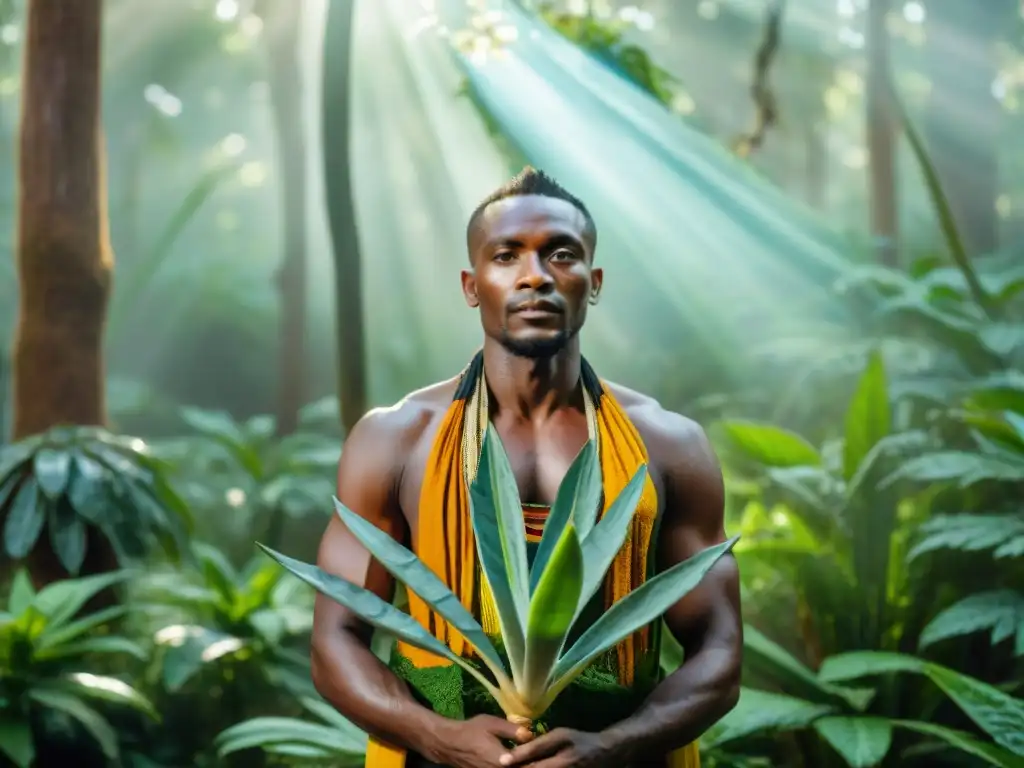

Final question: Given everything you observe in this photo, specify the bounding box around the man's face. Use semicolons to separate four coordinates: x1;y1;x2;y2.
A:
462;195;602;359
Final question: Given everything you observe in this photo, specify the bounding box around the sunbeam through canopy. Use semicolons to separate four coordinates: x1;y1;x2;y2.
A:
344;0;859;404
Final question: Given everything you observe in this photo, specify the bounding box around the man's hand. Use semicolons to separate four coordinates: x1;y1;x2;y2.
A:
497;727;621;768
423;714;534;768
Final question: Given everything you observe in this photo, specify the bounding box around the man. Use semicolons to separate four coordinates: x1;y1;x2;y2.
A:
310;167;742;768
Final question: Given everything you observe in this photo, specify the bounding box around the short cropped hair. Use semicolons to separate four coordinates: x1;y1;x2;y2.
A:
466;166;597;254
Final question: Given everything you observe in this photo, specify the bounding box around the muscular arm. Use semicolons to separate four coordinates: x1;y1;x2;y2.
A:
603;416;742;759
309;409;451;759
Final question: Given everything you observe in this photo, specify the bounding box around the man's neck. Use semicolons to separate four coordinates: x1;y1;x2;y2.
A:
481;338;583;422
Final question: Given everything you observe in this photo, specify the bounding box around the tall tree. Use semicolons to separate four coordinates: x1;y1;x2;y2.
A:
865;0;898;265
322;0;367;434
12;0;115;583
258;0;308;438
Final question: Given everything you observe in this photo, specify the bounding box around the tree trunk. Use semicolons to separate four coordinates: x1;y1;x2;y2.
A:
260;0;308;438
13;0;116;586
322;0;367;434
865;0;898;266
258;0;308;550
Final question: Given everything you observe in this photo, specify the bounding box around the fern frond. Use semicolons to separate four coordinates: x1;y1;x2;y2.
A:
919;590;1024;656
909;514;1024;561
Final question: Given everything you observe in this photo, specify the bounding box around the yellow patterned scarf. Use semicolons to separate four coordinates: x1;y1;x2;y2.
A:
366;354;699;767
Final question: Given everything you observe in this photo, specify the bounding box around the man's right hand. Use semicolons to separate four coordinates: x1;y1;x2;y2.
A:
422;714;534;768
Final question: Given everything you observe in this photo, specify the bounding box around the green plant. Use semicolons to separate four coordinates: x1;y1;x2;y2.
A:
0;570;156;767
0;426;192;573
156;403;340;539
136;542;314;696
214;696;366;766
260;429;737;726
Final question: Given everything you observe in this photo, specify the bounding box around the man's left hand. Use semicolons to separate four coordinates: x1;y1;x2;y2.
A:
498;728;625;768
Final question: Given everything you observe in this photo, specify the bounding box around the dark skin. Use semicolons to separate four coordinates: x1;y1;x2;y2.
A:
310;195;742;768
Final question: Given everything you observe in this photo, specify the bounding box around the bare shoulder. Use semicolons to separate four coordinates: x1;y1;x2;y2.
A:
604;382;715;472
344;378;459;457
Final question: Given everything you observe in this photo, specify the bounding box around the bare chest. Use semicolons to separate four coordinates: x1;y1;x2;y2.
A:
398;411;591;542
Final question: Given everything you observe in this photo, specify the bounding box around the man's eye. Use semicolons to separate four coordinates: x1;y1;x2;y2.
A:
551;249;576;261
494;251;515;262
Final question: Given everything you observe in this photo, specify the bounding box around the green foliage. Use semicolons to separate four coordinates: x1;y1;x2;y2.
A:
0;427;192;573
0;571;156;767
260;427;737;723
536;3;678;107
214;696;366;766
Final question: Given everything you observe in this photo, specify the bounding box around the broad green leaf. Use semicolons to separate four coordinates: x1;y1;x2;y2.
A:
33;449;71;500
478;428;530;619
33;571;132;628
0;470;23;513
48;501;87;576
843;351;891;482
551;537;738;694
194;542;240;602
332;497;505;677
66;452;110;523
895;720;1024;768
27;689;118;759
523;522;584;703
813;716;892;767
577;465;647;612
702;687;833;747
819;652;1024;756
42;673;158;720
8;570;35;616
719;421;820;468
33;635;147;662
919;590;1024;655
257;545;502;697
745;626;873;712
37;606;128;649
301;696;368;737
215;717;366;758
532;440;599;591
0;716;34;768
3;480;44;559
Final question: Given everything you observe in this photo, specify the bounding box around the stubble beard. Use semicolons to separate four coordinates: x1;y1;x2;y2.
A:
498;327;577;359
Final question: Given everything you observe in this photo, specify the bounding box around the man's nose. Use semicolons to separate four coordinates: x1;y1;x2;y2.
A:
514;252;553;291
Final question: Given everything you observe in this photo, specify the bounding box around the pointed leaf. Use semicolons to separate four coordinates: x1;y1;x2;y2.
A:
3;480;44;558
813;716;893;767
552;537;738;692
703;687;834;747
33;635;148;662
895;721;1024;768
48;501;87;576
842;351;890;482
719;421;820;467
523;522;584;703
577;465;647;612
47;673;158;720
37;606;128;650
257;544;504;697
469;447;527;678
0;717;34;768
33;571;131;627
478;428;530;617
33;449;71;500
332;497;505;677
27;689;118;758
66;452;111;524
532;440;599;592
8;570;35;615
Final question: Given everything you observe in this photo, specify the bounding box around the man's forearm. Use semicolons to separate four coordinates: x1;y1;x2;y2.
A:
602;646;741;760
311;629;450;760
